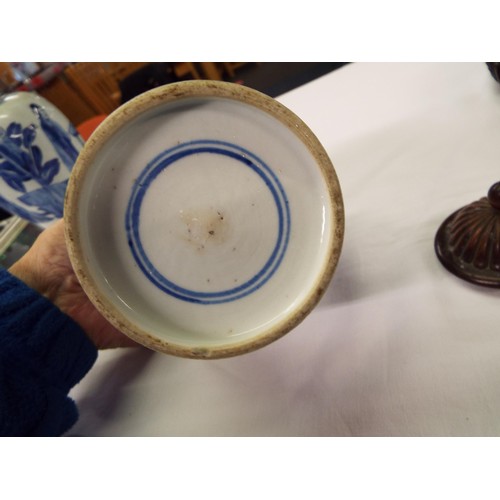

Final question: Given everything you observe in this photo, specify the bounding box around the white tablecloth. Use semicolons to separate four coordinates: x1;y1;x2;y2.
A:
68;62;500;436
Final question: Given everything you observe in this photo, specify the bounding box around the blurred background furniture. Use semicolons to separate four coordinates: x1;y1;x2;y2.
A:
119;63;178;104
64;62;121;115
105;62;150;82
173;62;201;80
222;62;249;78
0;62;342;129
0;62;17;92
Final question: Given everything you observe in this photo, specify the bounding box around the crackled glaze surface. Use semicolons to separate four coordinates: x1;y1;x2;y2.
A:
65;81;344;358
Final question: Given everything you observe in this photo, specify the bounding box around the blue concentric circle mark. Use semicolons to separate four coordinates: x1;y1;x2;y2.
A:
125;140;290;304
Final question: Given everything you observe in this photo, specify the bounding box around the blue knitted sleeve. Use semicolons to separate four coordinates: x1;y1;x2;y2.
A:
0;269;97;436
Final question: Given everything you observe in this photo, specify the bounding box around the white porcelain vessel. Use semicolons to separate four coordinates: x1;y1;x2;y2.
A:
0;91;83;226
65;81;344;359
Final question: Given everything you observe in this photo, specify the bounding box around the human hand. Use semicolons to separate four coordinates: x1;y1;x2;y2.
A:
9;219;137;349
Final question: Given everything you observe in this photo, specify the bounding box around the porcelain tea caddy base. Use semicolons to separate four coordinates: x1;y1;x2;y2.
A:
65;81;344;359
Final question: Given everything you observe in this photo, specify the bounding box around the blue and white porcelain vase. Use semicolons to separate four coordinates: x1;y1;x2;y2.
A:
0;91;84;227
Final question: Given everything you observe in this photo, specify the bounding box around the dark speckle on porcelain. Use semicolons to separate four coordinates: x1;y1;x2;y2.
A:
180;207;229;250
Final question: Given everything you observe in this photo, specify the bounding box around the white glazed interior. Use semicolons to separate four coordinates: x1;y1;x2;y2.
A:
68;85;342;357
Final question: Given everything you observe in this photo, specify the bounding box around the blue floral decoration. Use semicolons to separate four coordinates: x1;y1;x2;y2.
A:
0;120;68;223
30;104;81;170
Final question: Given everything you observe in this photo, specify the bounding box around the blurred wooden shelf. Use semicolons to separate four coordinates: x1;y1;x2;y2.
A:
64;62;121;116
